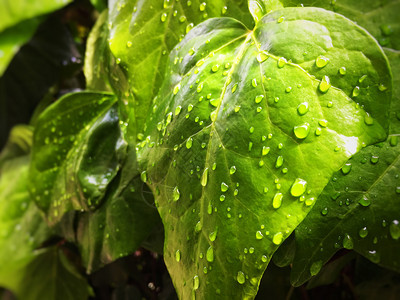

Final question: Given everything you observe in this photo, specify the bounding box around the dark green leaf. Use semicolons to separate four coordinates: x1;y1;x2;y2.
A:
0;155;52;293
138;8;391;298
278;0;400;50
0;125;33;169
108;0;254;134
29;92;127;224
76;173;162;273
0;14;81;149
0;0;72;32
90;0;107;11
15;246;92;300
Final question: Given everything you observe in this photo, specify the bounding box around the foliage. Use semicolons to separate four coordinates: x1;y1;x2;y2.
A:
0;0;399;299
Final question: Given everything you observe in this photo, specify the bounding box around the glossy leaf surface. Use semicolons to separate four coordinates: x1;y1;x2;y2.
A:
29;92;127;224
289;49;400;286
108;0;253;133
138;8;391;299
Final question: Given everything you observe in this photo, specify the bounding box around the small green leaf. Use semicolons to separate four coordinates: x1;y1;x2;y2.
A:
0;155;52;293
15;247;92;300
138;8;391;298
29;92;127;224
76;173;163;273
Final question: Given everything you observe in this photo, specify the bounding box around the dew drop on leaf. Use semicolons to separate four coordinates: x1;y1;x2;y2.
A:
370;155;379;164
221;182;229;192
343;234;354;249
173;83;181;94
319;75;331;93
339;66;347;75
316;55;329;68
272;192;283;209
272;232;283;245
290;178;307;197
256;51;269;63
256;231;264;239
199;2;206;11
140;171;147;182
352;86;360;97
193;275;199;290
161;12;167;22
236;271;245;284
321;207;328;216
201;168;208;186
195;221;202;233
186;137;193;149
297;102;309;115
341;163;352;175
390;220;400;240
206;246;214;262
255;95;264;103
230;166;236;174
175;250;181;262
209;230;217;242
293;123;310;139
275;156;284;168
310;260;322;276
173;186;180;201
277;57;287;68
359;227;368;238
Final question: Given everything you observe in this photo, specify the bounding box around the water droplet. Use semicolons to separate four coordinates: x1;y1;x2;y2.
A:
316;55;329;68
256;231;264;239
230;166;236;174
179;15;187;23
277;57;287;68
290;178;307;197
319;75;331;93
319;119;328;128
359;227;368;238
273;193;283;209
195;221;202;233
197;82;203;93
252;78;257;88
116;58;121;64
390;220;400;240
321;207;328;216
352;86;360;97
221;182;229;192
262;146;270;156
186;137;193;149
206;246;214;262
232;83;238;93
294;123;310;139
211;64;220;72
275;156;284;168
285;86;292;93
141;171;147;182
261;255;268;263
219;195;225;202
209;230;217;241
255;95;264;104
201;168;208;186
257;51;269;63
343;234;354;249
173;83;181;94
339;66;346;75
272;232;283;245
193;275;199;290
175;250;181;262
364;113;374;125
210;98;221;107
378;83;387;91
126;41;132;48
370;155;379;164
277;16;285;23
161;13;167;22
305;197;315;206
236;271;245;284
199;2;206;11
297;102;309;115
173;187;180;201
341;163;352;175
315;127;322;136
310;260;322;276
175;106;182;116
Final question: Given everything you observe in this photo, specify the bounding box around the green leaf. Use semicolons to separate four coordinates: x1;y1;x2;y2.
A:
248;0;283;22
138;7;391;299
90;0;107;11
386;49;400;134
0;18;40;76
0;155;52;293
0;14;81;149
279;0;400;50
289;50;400;286
76;173;163;273
108;0;254;134
84;10;112;92
0;125;33;168
0;0;72;32
29;92;127;225
15;246;92;300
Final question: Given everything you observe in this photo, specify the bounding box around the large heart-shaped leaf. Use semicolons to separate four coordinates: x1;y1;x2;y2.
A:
285;47;400;287
138;7;391;299
108;0;254;134
29;92;127;224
